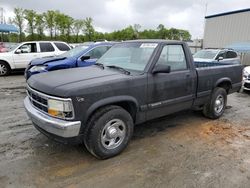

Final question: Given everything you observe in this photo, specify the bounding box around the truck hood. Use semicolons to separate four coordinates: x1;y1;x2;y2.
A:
28;66;129;97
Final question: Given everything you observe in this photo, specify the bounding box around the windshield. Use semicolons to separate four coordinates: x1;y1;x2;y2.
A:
97;42;157;72
193;50;218;59
60;45;89;58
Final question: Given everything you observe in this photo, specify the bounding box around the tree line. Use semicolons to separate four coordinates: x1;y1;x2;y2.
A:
5;8;192;43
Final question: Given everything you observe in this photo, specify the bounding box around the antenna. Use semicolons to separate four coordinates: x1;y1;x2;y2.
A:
202;2;208;48
0;7;3;24
204;3;208;17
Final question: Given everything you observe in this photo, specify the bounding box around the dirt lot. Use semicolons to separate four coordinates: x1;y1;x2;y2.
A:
0;74;250;188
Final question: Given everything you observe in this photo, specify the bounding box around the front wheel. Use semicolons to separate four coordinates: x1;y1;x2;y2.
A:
203;87;227;119
0;61;10;76
84;106;134;159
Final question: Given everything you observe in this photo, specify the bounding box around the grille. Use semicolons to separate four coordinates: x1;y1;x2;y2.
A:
27;87;48;113
244;82;250;89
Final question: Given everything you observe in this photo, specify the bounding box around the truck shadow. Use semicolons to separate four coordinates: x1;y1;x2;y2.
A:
132;110;204;140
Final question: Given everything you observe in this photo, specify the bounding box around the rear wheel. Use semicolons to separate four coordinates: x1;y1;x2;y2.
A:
0;61;10;76
203;87;227;119
84;105;134;159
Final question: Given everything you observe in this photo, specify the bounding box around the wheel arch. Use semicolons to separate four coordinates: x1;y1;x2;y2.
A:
84;96;139;124
0;59;12;69
214;78;232;94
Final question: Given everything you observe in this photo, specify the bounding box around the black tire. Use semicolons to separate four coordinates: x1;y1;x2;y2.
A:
84;105;134;159
0;61;11;76
203;87;227;119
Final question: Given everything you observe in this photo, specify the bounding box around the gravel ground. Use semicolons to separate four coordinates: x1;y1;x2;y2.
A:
0;74;250;188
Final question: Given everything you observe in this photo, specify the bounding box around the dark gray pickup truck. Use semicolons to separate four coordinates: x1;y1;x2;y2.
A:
24;40;242;159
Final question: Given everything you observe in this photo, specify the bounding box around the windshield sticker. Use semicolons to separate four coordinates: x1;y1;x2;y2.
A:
140;43;158;48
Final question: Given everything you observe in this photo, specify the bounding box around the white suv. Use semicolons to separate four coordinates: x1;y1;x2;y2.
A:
193;49;240;64
0;41;71;76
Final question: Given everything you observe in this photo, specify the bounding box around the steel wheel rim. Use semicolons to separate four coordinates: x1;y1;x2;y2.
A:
101;119;126;150
0;64;7;75
214;94;224;114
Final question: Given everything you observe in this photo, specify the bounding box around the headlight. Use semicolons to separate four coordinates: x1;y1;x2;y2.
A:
48;98;74;119
243;70;249;79
29;65;47;73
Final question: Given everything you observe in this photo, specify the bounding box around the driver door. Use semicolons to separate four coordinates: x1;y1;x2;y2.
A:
13;42;38;69
146;44;196;120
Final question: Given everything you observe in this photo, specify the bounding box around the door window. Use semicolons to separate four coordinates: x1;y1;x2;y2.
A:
216;51;226;60
39;42;55;52
156;45;187;71
86;46;110;59
17;43;37;53
226;51;237;59
54;42;70;51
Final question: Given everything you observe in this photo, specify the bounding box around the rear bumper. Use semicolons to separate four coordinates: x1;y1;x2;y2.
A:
24;97;81;138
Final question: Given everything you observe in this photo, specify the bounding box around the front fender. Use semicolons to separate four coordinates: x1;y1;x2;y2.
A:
0;58;14;69
84;95;139;123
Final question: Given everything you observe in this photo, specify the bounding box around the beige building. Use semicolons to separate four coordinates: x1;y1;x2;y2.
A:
203;8;250;65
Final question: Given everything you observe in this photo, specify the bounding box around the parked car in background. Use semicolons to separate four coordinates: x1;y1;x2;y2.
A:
243;66;250;91
24;40;242;159
25;42;116;80
0;41;71;76
0;42;8;53
193;49;240;64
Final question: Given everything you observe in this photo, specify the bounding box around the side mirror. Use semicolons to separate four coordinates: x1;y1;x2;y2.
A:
15;49;21;54
218;56;224;61
152;64;171;74
80;55;90;61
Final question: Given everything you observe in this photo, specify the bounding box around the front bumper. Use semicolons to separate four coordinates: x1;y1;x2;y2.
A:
242;79;250;90
24;97;81;138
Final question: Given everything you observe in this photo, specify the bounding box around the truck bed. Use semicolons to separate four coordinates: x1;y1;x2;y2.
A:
194;62;243;106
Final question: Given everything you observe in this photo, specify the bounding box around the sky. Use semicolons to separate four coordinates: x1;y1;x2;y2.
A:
1;0;250;39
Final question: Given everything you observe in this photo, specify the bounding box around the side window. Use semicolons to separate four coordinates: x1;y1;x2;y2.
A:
156;45;187;71
18;43;37;53
226;51;237;59
39;42;55;52
86;46;109;59
216;51;226;60
54;42;70;51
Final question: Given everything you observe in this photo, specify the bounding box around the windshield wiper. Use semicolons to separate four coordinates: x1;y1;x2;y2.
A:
95;62;104;69
106;65;130;75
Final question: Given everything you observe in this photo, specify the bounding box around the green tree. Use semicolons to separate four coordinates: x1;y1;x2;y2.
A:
12;8;25;42
54;11;63;38
65;15;74;42
157;24;169;39
35;14;45;39
133;24;141;39
83;17;95;41
24;9;37;40
178;29;191;41
44;10;56;39
73;19;85;42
